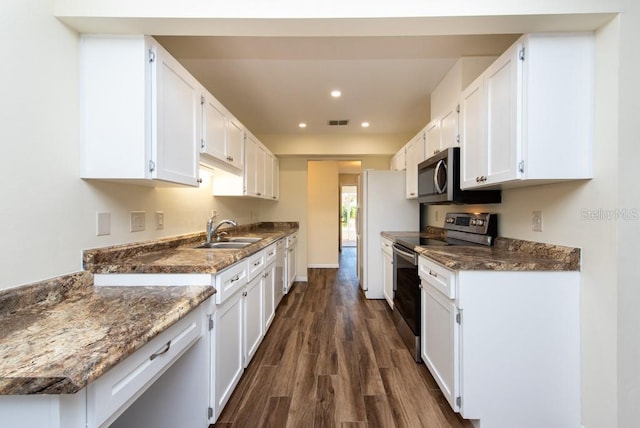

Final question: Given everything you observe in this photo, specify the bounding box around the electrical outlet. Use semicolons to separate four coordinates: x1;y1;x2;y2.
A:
435;210;440;222
156;211;164;230
96;212;111;236
130;211;145;232
532;211;543;232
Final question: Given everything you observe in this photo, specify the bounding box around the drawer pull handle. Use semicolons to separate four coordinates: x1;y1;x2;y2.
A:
230;274;240;283
429;270;438;277
150;341;171;361
253;260;261;266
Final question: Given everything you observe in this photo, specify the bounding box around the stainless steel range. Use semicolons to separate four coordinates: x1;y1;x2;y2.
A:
392;212;498;362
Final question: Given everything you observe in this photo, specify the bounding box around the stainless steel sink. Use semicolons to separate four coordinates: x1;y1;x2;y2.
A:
195;242;252;249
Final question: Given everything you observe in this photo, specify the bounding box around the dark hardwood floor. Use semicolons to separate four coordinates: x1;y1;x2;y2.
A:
213;247;471;427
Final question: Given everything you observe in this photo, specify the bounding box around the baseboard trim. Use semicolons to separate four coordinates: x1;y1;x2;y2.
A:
307;264;339;268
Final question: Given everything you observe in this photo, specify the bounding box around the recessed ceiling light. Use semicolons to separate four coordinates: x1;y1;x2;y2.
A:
298;122;307;128
361;122;370;128
331;90;342;98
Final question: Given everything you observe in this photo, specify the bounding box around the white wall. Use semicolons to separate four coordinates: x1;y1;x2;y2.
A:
307;161;340;267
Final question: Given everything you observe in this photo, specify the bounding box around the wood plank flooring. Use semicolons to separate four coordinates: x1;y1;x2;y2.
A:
213;247;471;428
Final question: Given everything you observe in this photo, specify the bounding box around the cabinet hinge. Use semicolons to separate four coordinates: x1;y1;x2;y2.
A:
148;48;155;63
519;47;526;61
201;94;205;105
456;311;461;324
208;407;213;419
149;160;156;172
456;396;462;407
456;135;460;144
209;316;214;331
456;104;460;114
518;160;525;173
201;139;206;150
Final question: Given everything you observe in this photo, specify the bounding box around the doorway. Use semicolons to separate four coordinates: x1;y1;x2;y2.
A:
341;185;358;248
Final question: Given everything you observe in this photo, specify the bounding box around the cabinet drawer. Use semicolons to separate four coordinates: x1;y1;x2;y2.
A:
247;249;266;281
419;257;456;299
264;243;277;266
87;306;203;428
215;261;248;304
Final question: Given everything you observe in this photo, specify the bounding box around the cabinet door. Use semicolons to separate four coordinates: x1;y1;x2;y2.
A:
153;47;200;186
226;118;244;170
405;132;424;199
421;285;460;412
256;143;267;198
244;275;264;366
484;43;521;185
285;243;296;293
459;76;485;189
244;134;258;196
425;120;441;158
202;94;227;163
213;290;244;419
264;151;275;200
272;156;280;200
263;263;276;332
440;105;459;151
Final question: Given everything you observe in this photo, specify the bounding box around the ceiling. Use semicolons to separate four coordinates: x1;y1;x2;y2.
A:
155;34;521;137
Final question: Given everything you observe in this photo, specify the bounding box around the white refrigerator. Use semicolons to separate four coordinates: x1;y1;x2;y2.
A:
357;169;419;299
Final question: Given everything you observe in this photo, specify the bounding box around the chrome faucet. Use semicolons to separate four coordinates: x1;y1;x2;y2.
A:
206;217;238;243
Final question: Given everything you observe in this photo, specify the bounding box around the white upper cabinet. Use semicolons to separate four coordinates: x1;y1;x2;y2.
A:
80;35;200;187
405;130;426;199
201;93;244;172
460;33;594;190
213;130;279;200
439;103;459;151
390;147;406;171
424;119;442;158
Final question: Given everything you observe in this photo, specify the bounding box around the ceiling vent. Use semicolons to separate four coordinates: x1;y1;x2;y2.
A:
328;119;349;126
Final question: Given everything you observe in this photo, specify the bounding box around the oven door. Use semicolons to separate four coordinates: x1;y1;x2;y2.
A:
392;244;420;335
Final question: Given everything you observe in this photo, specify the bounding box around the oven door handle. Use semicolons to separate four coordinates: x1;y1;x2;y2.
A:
392;244;418;265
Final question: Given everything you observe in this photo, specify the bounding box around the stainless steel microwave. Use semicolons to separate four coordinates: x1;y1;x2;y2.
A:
417;147;501;205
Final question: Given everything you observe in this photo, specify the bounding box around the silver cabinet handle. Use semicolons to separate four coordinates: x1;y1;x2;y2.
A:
230;274;240;283
150;341;171;361
253;260;261;266
429;270;438;277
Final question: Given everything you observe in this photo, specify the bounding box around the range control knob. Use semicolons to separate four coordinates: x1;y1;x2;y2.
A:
470;219;477;226
445;217;455;224
476;219;485;226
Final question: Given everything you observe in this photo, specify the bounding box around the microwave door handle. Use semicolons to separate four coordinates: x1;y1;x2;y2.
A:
434;159;447;194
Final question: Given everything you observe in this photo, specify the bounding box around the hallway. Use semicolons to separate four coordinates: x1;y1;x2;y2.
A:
214;247;470;427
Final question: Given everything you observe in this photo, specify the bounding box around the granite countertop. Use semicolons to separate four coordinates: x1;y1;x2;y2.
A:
0;271;214;395
381;229;580;271
84;222;298;275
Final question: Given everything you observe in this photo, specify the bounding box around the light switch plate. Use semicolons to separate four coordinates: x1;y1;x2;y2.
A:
96;212;111;236
532;210;543;232
130;211;145;232
156;211;164;230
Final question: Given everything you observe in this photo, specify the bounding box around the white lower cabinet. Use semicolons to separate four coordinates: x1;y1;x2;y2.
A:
419;256;581;427
263;244;277;332
243;273;264;367
284;233;298;293
211;286;244;421
381;237;394;308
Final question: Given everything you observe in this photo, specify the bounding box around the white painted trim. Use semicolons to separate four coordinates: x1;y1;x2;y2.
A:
306;264;339;269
